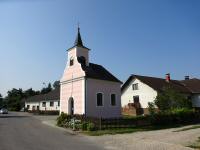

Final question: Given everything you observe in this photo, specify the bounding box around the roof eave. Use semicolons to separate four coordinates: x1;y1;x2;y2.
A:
67;45;90;51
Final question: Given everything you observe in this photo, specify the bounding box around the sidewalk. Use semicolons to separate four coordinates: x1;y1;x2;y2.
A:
32;114;78;135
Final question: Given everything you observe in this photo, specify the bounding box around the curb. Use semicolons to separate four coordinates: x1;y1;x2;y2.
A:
42;120;78;135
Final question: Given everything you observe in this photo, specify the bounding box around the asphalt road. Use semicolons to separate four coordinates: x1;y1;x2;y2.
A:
0;112;104;150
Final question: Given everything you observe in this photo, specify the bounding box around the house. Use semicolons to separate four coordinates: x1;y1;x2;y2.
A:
60;27;122;118
121;74;192;115
181;77;200;110
25;88;60;111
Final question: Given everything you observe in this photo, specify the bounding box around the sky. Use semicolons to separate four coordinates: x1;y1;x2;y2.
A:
0;0;200;97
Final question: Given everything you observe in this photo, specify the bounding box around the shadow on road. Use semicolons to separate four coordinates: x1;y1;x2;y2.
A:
0;115;29;118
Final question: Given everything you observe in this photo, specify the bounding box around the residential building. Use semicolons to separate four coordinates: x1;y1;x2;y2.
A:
60;27;122;118
25;88;60;111
181;77;200;110
121;74;192;115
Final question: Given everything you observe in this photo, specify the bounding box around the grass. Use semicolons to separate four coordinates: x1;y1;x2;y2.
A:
173;125;200;132
82;124;185;136
82;127;149;136
188;137;200;149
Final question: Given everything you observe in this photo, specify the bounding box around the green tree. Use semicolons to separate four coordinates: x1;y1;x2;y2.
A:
5;88;24;111
0;93;3;108
53;81;60;89
154;87;192;112
24;88;40;98
148;102;156;115
41;83;52;94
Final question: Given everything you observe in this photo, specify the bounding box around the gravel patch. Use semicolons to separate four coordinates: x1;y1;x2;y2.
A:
86;125;200;150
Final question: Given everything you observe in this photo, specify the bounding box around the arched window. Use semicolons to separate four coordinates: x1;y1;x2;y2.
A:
96;93;103;106
70;57;74;66
111;94;116;106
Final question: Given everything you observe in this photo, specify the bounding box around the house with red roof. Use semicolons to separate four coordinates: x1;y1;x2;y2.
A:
121;74;200;115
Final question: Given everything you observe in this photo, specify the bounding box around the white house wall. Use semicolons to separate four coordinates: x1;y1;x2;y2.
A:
121;78;157;108
25;100;60;111
192;94;200;107
25;102;39;110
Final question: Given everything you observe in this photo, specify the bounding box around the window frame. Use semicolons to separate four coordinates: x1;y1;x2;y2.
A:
133;95;140;103
96;92;104;107
69;57;74;66
110;93;117;106
132;83;139;90
42;102;46;107
50;101;54;107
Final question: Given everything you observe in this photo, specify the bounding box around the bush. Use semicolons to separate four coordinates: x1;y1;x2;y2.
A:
65;118;82;130
150;108;200;126
87;122;96;131
57;112;71;127
148;102;156;115
154;87;192;112
81;122;88;131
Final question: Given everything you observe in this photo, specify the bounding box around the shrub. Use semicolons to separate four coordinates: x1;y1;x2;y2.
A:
57;112;71;127
65;118;82;130
150;108;199;126
87;122;96;131
154;87;192;112
81;122;88;131
148;102;156;115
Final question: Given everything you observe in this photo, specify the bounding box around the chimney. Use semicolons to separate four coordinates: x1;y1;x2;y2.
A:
185;76;190;80
165;73;170;82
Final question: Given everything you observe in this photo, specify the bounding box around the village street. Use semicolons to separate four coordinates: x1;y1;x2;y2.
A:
1;112;200;150
0;112;104;150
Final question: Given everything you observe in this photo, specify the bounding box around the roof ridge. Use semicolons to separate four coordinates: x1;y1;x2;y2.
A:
132;74;165;80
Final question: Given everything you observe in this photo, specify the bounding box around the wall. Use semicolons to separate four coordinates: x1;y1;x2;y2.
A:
60;47;86;114
192;94;200;107
60;48;85;82
25;101;39;110
86;78;121;118
39;100;60;111
25;100;60;111
76;47;89;66
121;78;157;108
60;78;85;114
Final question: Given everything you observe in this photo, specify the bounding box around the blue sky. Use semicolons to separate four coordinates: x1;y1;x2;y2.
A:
0;0;200;96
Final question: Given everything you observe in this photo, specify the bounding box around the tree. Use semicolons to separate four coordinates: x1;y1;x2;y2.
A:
53;81;60;89
5;88;24;111
41;83;52;94
24;88;40;98
154;87;192;112
148;102;156;115
0;93;3;108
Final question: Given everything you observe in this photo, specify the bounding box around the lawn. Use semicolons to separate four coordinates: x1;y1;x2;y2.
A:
82;127;148;136
188;137;200;149
82;125;183;136
173;125;200;132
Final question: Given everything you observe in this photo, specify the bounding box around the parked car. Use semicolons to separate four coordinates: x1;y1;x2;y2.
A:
0;108;8;114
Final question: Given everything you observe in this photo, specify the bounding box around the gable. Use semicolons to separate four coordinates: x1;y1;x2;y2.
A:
121;78;157;95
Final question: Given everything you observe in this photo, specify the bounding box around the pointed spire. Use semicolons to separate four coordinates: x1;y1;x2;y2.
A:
74;25;83;47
